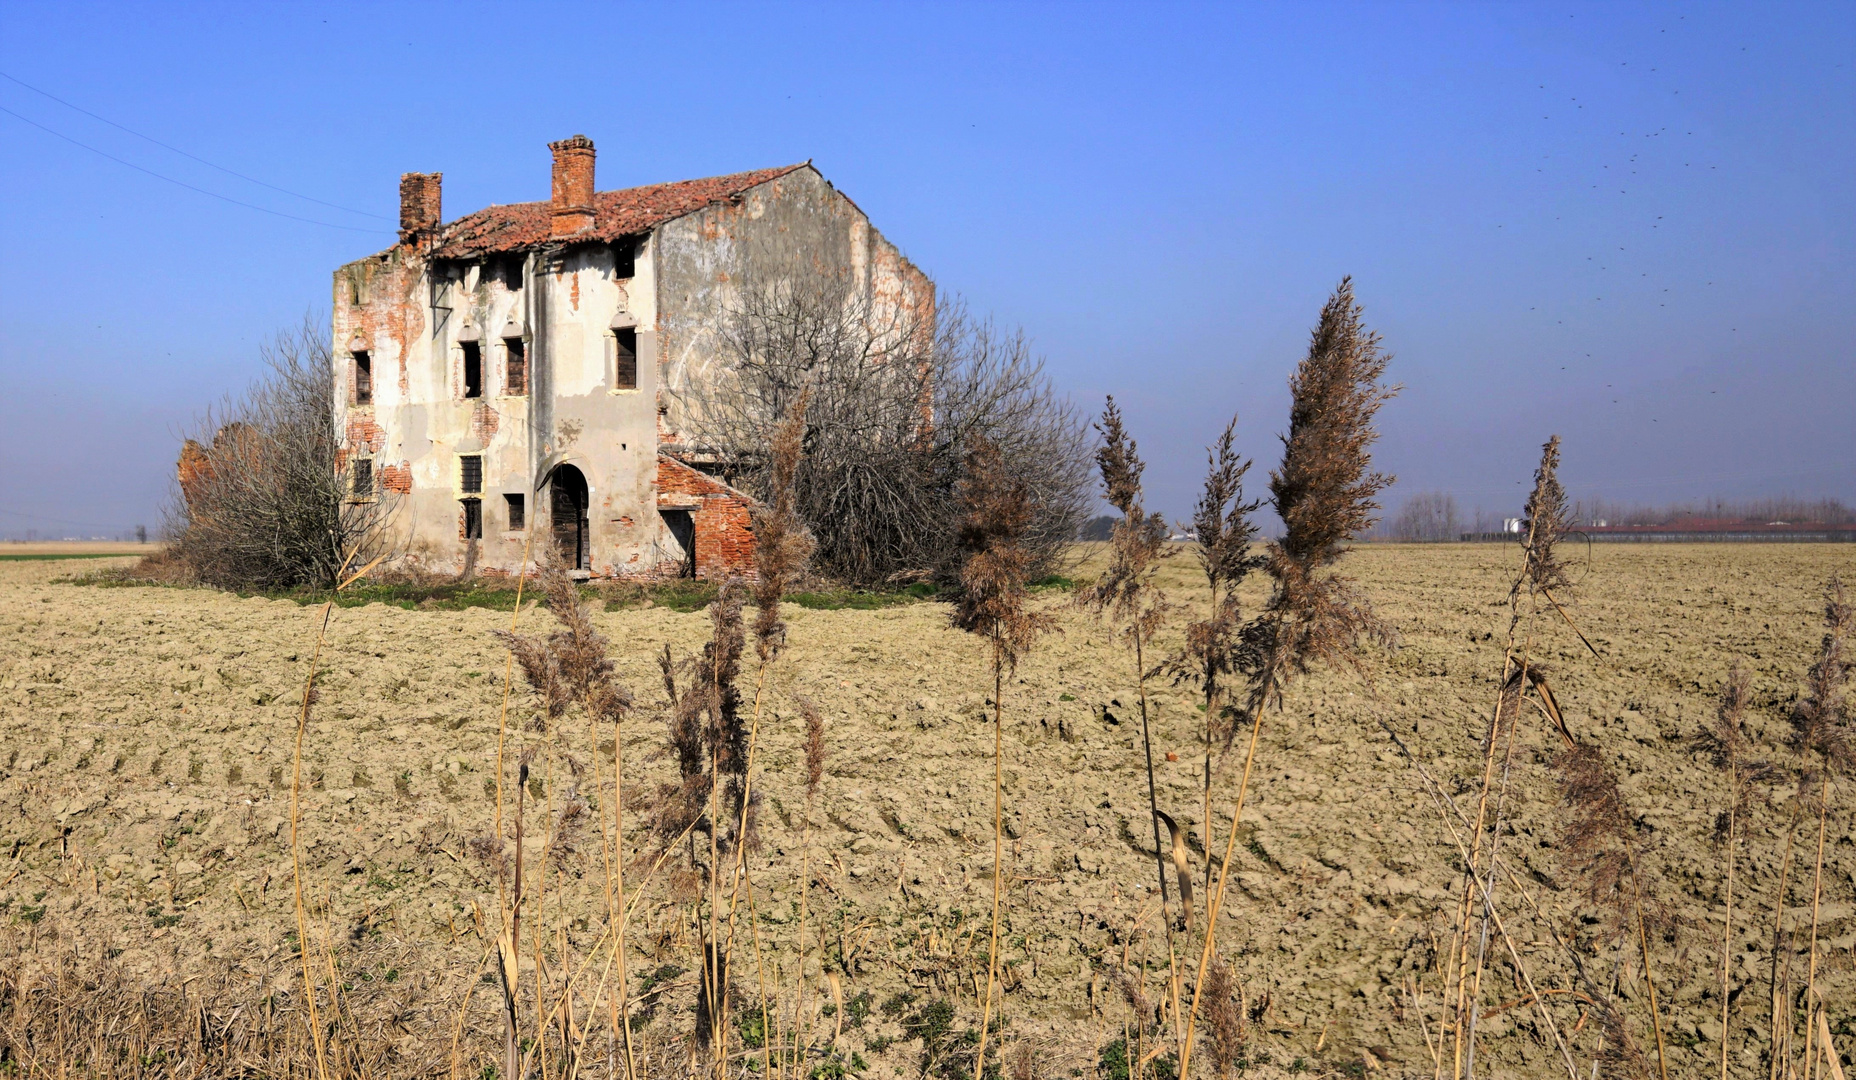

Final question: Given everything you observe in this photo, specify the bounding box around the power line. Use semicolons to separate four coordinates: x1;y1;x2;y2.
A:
0;103;391;235
0;69;390;220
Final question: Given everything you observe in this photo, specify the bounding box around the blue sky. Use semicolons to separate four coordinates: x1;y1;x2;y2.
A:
1;1;1851;537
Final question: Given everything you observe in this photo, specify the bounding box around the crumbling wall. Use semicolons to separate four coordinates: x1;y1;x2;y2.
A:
651;166;934;449
331;159;926;582
654;455;754;579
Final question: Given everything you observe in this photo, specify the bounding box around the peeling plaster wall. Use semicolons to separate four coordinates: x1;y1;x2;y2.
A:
335;240;663;577
652;166;935;446
331;165;930;580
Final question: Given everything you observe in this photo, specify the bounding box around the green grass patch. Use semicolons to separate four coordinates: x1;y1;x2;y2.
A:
0;552;135;562
75;569;936;614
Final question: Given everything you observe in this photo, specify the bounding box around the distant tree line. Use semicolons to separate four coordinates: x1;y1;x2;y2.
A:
1370;491;1856;541
1566;496;1854;527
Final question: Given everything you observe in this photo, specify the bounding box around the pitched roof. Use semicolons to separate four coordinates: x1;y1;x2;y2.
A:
425;163;810;259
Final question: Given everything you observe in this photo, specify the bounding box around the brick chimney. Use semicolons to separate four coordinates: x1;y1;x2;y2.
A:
398;172;442;243
549;134;596;237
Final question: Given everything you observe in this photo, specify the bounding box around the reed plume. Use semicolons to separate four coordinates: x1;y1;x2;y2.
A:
1169;415;1262;895
953;434;1054;1080
1517;435;1573;601
1182;276;1396;1078
1080;398;1180;930
1202;955;1245;1079
751;389;817;663
493;547;645;1079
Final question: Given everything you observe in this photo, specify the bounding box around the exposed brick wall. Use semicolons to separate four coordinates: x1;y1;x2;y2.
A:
345;415;385;453
655;455;755;579
378;463;412;494
470;401;499;442
177;439;210;510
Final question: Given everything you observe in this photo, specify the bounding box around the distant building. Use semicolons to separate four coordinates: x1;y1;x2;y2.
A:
333;136;932;578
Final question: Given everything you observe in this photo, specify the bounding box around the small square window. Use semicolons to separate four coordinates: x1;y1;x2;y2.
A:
462;498;483;540
353;351;372;406
462;340;482;398
352;458;374;498
505;493;526;531
614;328;637;390
460;455;483;494
505;339;527;396
613;240;635;279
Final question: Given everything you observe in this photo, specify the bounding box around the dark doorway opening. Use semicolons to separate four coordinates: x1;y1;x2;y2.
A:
660;508;696;578
549;465;590;571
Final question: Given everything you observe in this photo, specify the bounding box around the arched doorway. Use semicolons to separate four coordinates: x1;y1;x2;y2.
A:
548;464;590;571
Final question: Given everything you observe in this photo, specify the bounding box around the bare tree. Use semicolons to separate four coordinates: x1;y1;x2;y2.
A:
687;271;1091;587
169;315;393;589
1388;491;1462;541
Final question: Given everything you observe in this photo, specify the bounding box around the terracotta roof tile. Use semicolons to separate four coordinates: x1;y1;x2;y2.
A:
423;164;809;259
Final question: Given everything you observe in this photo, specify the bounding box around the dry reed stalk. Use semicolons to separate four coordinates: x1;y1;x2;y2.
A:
1082;397;1178;919
1172;415;1260;899
1701;663;1763;1080
599;700;638;1079
1456;437;1571;1078
290;598;337;1080
953;434;1054;1080
1768;795;1805;1080
496;546;647;1080
1554;735;1672;1080
682;580;747;1069
1081;398;1186;1057
1789;576;1849;1080
285;545;382;1080
488;530;538;1080
792;694;827;1069
1378;718;1583;1080
1182;277;1396;1079
716;391;814;1080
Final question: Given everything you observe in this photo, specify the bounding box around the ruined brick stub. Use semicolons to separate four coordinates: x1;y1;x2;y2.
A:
549;136;596;238
399;172;442;243
654;456;755;579
331;136;933;581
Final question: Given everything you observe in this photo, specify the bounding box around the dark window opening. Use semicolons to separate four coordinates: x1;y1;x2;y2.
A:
501;257;524;291
353;351;372;405
612;240;635;279
614;328;637;390
352;459;373;498
462;498;483;540
460;455;483;494
462;340;482;398
505;493;525;531
505;339;528;395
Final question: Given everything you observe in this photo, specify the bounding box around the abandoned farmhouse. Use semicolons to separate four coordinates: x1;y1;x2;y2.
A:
332;136;932;578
